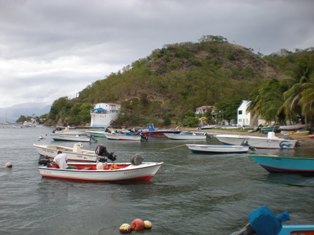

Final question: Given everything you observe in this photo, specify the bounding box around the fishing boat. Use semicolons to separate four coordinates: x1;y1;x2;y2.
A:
38;161;163;182
140;123;181;138
186;144;250;154
215;132;298;149
51;134;91;142
164;131;206;140
33;143;98;162
279;225;314;235
249;155;314;175
85;130;107;137
104;132;143;141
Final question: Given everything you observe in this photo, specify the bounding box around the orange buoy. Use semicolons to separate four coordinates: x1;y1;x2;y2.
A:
144;220;153;229
131;218;145;232
119;223;132;233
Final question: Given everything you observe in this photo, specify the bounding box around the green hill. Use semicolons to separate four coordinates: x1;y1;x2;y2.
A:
45;35;314;127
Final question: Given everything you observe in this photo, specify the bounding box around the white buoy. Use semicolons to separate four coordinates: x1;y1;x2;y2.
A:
5;162;13;168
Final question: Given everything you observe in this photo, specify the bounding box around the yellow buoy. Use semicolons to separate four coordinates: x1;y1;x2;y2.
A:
144;220;153;229
119;223;131;233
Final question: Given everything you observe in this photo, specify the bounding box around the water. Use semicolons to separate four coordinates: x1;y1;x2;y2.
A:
0;127;313;235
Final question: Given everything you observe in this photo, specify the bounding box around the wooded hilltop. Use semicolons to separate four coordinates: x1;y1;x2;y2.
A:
41;35;314;128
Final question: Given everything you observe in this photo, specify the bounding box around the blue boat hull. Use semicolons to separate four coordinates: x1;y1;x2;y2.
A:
249;155;314;175
279;225;314;235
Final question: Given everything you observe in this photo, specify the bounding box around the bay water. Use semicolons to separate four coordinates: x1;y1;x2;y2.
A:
0;126;313;235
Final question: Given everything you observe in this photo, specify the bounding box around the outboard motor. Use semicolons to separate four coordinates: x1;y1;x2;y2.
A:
95;145;117;162
38;155;51;166
130;155;143;165
231;205;289;235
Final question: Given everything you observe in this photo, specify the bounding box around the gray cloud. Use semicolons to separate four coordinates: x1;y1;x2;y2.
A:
0;0;313;107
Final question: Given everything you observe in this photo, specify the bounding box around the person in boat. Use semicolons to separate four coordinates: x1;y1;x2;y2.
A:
53;151;68;169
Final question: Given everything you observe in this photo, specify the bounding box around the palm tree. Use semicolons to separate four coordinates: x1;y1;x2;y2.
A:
248;79;285;124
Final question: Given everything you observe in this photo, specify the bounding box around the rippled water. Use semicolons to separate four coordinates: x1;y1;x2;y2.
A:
0;127;313;235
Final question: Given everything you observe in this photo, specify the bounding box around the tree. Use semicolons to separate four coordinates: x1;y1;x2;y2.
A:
248;79;285;123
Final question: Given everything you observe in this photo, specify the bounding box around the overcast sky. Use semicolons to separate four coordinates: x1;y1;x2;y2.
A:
0;0;313;108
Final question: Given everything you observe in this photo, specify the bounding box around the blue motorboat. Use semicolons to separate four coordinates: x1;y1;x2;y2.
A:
249;155;314;175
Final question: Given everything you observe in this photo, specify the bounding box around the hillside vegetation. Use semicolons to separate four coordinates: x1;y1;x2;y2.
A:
44;35;314;128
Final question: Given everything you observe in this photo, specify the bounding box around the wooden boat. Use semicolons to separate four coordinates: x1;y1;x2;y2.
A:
279;225;314;235
104;133;143;141
34;143;98;162
164;131;206;140
186;144;250;153
215;132;298;149
38;161;163;182
249;155;314;175
51;134;91;142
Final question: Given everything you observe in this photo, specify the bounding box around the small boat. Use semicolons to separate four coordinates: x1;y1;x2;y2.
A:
85;130;107;137
279;124;306;131
38;161;163;182
34;143;98;162
51;134;91;142
186;144;250;154
309;134;314;139
249;155;314;175
215;132;298;149
140;123;181;138
260;125;280;134
104;132;143;141
164;131;206;140
279;225;314;235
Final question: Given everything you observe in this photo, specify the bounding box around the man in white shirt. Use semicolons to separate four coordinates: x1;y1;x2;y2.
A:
53;151;68;169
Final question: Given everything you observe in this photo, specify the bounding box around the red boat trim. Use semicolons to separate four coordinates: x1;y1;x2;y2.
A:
41;174;154;182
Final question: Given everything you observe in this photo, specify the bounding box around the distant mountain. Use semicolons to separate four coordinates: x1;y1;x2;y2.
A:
0;103;51;123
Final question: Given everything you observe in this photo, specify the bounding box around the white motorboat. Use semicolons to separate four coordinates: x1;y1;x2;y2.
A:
164;131;206;140
186;144;250;153
51;134;91;142
215;132;298;149
104;133;143;141
38;161;163;182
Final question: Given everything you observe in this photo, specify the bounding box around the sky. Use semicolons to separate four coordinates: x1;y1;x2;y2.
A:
0;0;313;108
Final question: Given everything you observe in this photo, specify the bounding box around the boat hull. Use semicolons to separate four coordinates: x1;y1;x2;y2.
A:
249;155;314;175
104;133;142;141
278;225;314;235
52;134;91;142
215;134;298;149
141;130;181;138
164;133;206;140
38;162;163;182
186;144;249;153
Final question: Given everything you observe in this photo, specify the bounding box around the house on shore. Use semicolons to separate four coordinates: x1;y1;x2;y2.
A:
237;100;265;127
90;103;121;128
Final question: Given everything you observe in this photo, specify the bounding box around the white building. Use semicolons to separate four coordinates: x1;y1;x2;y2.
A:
237;100;265;127
90;103;121;128
237;100;251;127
